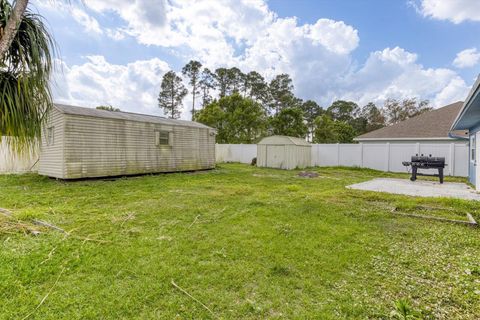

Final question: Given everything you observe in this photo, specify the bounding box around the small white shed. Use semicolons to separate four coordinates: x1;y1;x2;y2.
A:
257;135;311;170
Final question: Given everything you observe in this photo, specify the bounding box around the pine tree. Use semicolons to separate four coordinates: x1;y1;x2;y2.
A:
158;71;187;119
182;60;202;119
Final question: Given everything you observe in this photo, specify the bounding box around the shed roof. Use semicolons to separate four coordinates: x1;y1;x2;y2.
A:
54;104;212;129
258;135;310;146
355;101;467;141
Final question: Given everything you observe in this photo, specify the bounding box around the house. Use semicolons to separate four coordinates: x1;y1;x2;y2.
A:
450;76;480;190
257;135;311;170
353;102;469;176
38;104;216;179
355;101;468;144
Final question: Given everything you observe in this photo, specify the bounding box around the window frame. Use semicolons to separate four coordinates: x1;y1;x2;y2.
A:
46;126;54;146
155;130;171;146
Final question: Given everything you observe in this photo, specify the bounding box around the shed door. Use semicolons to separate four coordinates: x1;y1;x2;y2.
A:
477;132;480;191
266;145;285;168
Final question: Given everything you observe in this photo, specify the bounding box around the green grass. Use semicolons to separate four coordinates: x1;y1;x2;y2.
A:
0;164;479;319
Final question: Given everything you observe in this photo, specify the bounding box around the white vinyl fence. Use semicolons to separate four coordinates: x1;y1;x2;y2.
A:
216;142;469;177
2;140;469;177
0;138;39;173
216;144;257;164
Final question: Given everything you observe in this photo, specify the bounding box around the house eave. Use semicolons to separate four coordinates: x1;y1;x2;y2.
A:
451;75;480;131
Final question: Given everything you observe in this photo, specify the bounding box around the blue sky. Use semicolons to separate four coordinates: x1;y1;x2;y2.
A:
272;0;479;77
33;0;480;118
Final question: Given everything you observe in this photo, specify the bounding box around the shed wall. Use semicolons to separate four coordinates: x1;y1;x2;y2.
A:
63;114;215;179
257;144;311;170
38;108;65;178
39;112;215;179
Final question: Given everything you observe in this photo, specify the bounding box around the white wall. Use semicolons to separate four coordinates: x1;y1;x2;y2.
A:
217;142;469;177
0;138;39;173
3;140;469;177
311;142;468;176
215;144;257;164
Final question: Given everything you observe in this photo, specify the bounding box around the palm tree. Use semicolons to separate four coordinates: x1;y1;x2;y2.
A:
0;0;55;152
0;0;29;59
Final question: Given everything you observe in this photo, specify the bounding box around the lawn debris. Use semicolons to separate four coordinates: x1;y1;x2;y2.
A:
31;218;110;243
188;215;200;228
0;207;12;217
40;247;57;265
33;219;66;233
0;210;42;235
120;213;136;227
467;213;478;226
21;267;65;320
297;171;319;178
390;207;478;227
171;280;215;316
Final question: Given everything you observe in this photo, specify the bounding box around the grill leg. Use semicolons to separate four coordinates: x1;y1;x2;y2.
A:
410;167;417;181
438;168;444;184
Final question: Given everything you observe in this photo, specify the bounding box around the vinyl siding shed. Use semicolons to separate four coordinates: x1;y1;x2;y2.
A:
257;135;311;170
38;104;216;179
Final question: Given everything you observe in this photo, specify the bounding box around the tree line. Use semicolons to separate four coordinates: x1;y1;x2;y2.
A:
158;60;432;143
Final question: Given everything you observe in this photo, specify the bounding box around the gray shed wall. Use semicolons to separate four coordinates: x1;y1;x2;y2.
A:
39;108;215;179
257;144;311;170
38;109;65;178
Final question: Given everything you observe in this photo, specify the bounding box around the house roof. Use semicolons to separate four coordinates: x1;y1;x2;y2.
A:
355;101;468;141
450;75;480;131
54;104;212;129
258;135;311;146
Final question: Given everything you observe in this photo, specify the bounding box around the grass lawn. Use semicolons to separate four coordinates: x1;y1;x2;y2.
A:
1;163;479;319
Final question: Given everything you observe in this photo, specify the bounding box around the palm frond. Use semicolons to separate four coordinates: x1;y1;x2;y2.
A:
0;0;55;153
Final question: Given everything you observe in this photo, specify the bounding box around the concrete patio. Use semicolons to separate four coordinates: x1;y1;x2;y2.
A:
347;178;480;201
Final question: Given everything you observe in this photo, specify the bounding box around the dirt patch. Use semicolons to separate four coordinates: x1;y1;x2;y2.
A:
297;171;319;178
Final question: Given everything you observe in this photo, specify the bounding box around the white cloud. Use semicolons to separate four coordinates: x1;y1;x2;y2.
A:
453;48;480;68
337;47;470;108
52;56;171;116
44;0;471;117
33;0;104;35
70;7;103;34
414;0;480;23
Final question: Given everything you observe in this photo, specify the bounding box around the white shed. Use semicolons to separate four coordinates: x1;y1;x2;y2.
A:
257;135;311;170
38;104;216;179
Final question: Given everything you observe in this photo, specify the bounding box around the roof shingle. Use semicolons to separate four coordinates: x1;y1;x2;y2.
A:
355;101;467;140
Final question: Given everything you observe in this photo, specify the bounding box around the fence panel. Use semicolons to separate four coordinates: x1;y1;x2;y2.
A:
453;143;469;177
215;144;257;164
311;144;338;166
339;144;362;167
216;142;469;177
389;143;417;173
363;144;388;171
0;138;39;173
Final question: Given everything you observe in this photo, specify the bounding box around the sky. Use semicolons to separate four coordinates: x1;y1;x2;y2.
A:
31;0;480;119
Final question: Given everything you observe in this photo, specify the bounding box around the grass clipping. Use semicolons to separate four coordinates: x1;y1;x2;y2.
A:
0;208;43;235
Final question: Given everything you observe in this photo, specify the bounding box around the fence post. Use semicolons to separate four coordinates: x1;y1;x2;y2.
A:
449;142;455;176
385;142;390;172
359;143;364;168
336;143;340;166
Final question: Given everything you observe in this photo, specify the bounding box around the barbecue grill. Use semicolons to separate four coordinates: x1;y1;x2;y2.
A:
402;154;446;183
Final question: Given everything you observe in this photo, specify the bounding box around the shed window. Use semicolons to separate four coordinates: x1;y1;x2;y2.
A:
155;130;170;146
471;135;476;163
46;126;54;146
